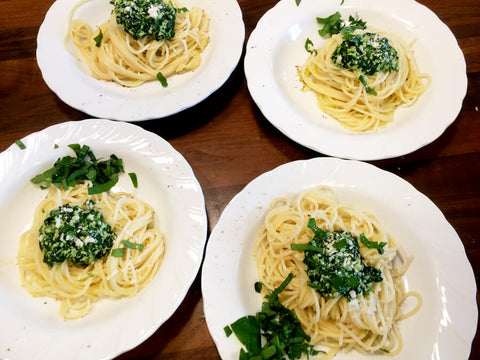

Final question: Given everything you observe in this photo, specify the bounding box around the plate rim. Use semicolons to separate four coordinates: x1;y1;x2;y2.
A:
36;0;245;121
201;156;477;360
244;0;467;160
0;118;208;360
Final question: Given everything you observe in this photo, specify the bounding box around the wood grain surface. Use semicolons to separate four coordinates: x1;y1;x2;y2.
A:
0;0;478;359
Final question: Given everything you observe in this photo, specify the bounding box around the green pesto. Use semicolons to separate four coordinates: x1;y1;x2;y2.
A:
39;203;115;267
292;218;383;301
331;32;399;75
113;0;177;40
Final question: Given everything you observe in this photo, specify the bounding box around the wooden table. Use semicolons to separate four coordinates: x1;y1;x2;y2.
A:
0;0;478;359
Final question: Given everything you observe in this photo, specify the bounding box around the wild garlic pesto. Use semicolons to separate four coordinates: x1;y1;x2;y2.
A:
112;0;177;40
331;32;399;75
39;203;115;267
292;218;383;301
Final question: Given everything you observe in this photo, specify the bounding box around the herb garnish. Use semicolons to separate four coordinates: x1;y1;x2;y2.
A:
156;71;168;87
291;218;383;300
316;12;366;38
359;75;377;96
111;247;126;258
15;140;26;149
128;172;138;188
121;239;144;251
111;240;144;257
304;38;317;55
94;29;103;47
30;144;124;195
225;274;320;359
360;233;387;254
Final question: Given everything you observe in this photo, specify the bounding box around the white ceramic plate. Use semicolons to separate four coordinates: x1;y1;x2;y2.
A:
37;0;245;121
0;119;207;360
244;0;467;160
202;157;477;359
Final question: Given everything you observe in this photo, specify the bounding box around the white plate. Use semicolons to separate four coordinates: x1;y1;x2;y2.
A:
36;0;245;121
0;119;207;360
202;157;477;359
244;0;467;160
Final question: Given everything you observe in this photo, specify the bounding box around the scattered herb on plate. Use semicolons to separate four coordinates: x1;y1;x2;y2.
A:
156;71;168;87
304;38;317;55
93;29;103;47
31;144;125;195
316;12;366;38
128;172;138;188
224;273;321;359
15;140;26;149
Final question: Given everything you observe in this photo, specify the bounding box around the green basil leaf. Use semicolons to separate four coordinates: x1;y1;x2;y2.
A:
111;247;126;257
128;172;138;188
121;239;144;251
94;29;103;47
88;175;119;195
359;75;378;96
15;140;26;149
156;72;168;87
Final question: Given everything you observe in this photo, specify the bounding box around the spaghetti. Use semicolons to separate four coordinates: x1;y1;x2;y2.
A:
65;0;210;87
254;186;421;357
298;32;430;132
18;182;165;319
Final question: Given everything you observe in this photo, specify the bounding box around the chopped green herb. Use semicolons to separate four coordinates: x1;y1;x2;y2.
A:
128;172;138;188
111;247;126;258
176;7;188;13
88;272;95;277
290;243;324;253
94;29;103;47
304;38;317;55
30;144;124;195
295;0;301;6
292;218;383;300
380;348;390;353
156;71;168;87
54;144;59;149
15;140;26;149
121;239;144;251
360;234;387;254
359;75;378;96
88;176;119;195
224;325;233;337
39;204;116;267
254;281;263;293
316;12;366;38
225;274;320;359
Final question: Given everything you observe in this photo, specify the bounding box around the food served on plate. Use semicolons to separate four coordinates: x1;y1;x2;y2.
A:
298;12;430;132
226;186;421;358
65;0;210;87
17;144;165;319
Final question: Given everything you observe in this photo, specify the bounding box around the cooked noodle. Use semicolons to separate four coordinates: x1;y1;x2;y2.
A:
17;182;165;319
65;0;210;87
254;186;421;357
298;32;430;132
